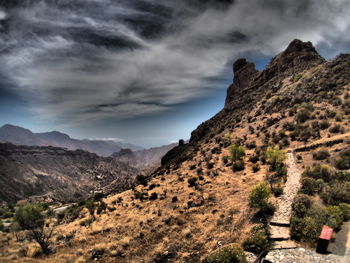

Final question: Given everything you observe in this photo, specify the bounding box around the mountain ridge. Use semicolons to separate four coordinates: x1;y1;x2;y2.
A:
0;124;142;157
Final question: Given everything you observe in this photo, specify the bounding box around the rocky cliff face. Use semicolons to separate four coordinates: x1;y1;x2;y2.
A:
0;142;139;204
157;39;348;172
112;143;177;173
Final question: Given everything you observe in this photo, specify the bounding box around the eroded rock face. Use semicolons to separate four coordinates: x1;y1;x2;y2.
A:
0;142;139;204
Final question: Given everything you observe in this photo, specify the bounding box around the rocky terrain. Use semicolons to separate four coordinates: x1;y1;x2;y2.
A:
111;143;177;173
0;142;140;204
0;39;350;263
0;124;141;157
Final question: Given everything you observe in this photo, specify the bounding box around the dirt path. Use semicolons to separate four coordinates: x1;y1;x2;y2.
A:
271;152;302;226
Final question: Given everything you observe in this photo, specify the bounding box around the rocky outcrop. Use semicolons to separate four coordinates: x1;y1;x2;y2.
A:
0;142;139;204
112;143;177;172
256;39;325;86
225;58;259;106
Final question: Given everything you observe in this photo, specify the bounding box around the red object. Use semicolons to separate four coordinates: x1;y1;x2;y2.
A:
320;225;333;240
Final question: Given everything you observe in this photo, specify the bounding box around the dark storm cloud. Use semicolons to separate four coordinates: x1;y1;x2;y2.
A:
0;0;349;124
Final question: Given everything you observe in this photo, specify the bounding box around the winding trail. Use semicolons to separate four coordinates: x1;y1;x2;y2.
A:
265;132;350;261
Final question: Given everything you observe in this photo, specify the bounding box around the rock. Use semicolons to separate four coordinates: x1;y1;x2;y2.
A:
225;58;259;106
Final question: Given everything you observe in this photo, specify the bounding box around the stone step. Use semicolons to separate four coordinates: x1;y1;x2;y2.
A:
270;225;290;241
273;240;298;250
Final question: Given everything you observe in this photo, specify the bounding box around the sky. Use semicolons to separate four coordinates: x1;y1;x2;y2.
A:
0;0;350;148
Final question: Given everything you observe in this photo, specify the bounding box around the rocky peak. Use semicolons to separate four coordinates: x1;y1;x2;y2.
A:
225;58;259;106
258;39;325;85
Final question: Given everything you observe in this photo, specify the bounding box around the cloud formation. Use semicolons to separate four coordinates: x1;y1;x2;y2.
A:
0;0;350;124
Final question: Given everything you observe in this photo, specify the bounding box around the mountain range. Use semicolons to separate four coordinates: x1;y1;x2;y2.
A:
0;124;141;157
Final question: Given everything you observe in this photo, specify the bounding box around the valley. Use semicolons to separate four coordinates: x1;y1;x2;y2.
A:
0;39;350;263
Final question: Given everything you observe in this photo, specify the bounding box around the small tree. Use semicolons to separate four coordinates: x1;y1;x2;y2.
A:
14;204;53;254
249;183;273;213
266;146;286;171
229;144;245;162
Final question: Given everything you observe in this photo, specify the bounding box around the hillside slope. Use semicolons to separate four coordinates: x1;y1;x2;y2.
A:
1;39;350;263
112;143;177;173
0;142;140;204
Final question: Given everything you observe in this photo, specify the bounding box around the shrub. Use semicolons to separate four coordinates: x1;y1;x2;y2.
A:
283;122;297;131
335;150;350;170
296;108;311;123
228;144;245;162
339;203;350;221
14;204;52;254
321;182;350;205
188;177;198;187
96;201;107;214
222;156;229;165
329;124;341;133
246;141;256;149
326;206;344;230
303;164;334;182
249;183;273;214
312;149;330;160
300;177;322;195
319;120;330;130
243;225;273;255
203;243;247;263
252;163;260;173
0;221;3;232
85;200;96;219
272;187;283;197
136;174;148;186
266;146;287;171
232;160;245;172
292;73;303;82
292;194;312;218
249;155;259;164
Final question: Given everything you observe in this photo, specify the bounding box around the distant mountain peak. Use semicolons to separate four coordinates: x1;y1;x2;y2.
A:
0;124;141;156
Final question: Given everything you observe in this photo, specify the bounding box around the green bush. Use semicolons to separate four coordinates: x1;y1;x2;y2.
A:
14;204;52;254
300;177;322;195
303;164;334;182
228;144;245;162
296;108;311;123
243;225;273;255
319;120;330;130
326;206;344;230
0;221;4;232
312;149;330;160
266;146;287;171
292;194;312;218
335;150;350;170
290;214;323;243
339;203;350;221
321;182;350;205
203;243;247;263
249;183;273;214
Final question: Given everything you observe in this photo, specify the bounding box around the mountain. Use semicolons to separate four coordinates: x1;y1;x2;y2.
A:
111;143;177;173
1;39;350;262
0;142;140;204
0;124;141;156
